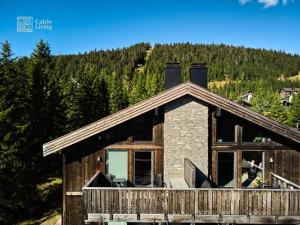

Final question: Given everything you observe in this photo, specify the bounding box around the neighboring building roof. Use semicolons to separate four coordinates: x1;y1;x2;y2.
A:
280;88;300;92
43;82;300;156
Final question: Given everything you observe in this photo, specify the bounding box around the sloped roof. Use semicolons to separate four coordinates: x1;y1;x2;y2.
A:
43;82;300;156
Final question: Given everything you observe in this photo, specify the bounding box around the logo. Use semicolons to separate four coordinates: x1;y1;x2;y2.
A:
17;16;33;32
35;19;52;31
17;16;53;32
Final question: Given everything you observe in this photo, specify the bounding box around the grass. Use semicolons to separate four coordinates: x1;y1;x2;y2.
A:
208;75;238;89
287;71;300;81
17;212;61;225
17;177;62;225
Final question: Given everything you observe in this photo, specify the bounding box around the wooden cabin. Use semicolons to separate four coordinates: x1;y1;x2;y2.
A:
43;64;300;225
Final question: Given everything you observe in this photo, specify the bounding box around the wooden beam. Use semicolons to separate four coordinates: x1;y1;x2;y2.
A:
237;150;243;188
86;214;300;224
66;191;83;196
128;150;134;184
212;144;291;151
105;144;163;150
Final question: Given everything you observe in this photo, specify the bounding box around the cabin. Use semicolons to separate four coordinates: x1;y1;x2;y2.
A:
279;88;300;100
43;63;300;225
240;92;253;104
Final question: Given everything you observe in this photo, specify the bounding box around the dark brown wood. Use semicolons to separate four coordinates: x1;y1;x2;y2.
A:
212;144;292;151
62;154;67;225
154;149;163;178
237;150;243;188
211;150;217;184
152;106;164;146
128;149;134;184
105;144;163;150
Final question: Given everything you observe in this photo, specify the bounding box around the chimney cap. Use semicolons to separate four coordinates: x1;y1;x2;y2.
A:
165;62;181;68
190;63;207;68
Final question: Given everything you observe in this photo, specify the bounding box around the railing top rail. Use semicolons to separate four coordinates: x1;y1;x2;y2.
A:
82;186;300;192
83;170;100;188
270;172;300;189
184;158;196;167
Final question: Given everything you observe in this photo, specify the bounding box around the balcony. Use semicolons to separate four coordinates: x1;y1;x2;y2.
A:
82;171;300;224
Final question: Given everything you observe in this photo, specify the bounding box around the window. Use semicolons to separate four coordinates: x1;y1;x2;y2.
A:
216;111;239;143
217;152;236;187
134;151;152;186
106;150;128;180
242;151;264;188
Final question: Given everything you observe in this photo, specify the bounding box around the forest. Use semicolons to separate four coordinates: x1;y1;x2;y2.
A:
1;41;300;224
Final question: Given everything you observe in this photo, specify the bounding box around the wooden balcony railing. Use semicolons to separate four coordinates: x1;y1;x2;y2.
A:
82;187;300;224
270;172;300;189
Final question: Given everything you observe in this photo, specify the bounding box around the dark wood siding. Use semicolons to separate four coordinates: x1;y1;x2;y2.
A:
64;144;100;225
265;149;300;185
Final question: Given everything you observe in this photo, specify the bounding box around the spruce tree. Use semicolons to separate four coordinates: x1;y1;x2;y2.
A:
289;94;300;129
0;41;32;224
269;93;288;124
109;71;125;113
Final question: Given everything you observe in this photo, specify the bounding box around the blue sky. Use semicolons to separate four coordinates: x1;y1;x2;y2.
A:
0;0;299;56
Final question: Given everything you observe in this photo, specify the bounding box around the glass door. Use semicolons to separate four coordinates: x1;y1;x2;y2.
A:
217;152;236;187
134;151;152;186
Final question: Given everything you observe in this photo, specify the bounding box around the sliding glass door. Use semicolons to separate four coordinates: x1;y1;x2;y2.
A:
134;151;152;186
217;152;236;187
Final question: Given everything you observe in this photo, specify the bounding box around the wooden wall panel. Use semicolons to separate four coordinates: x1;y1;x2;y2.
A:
264;149;300;186
153;107;164;146
154;149;164;176
128;150;134;184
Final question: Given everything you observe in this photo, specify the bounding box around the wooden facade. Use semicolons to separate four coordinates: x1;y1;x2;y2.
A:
43;82;300;225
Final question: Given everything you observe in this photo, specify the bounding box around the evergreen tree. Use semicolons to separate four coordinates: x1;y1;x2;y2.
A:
63;64;108;130
269;93;288;124
289;94;300;129
128;72;146;105
109;72;126;113
0;41;32;224
250;83;273;117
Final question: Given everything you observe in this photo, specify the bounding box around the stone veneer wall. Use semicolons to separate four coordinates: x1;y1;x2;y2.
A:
164;96;208;183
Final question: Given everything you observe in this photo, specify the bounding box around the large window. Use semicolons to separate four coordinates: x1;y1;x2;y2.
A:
106;150;128;180
242;123;272;144
217;152;236;187
242;151;264;188
134;151;152;186
216;111;239;143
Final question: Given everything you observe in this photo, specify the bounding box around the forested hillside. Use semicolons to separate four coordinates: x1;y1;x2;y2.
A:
1;41;300;224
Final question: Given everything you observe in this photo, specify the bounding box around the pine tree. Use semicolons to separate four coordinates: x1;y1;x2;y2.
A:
63;64;109;130
109;71;125;113
128;73;146;105
289;94;300;129
250;83;273;117
27;40;59;177
269;93;288;124
0;41;32;224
